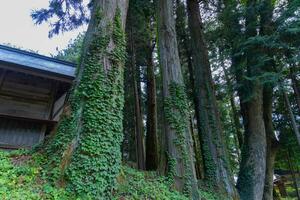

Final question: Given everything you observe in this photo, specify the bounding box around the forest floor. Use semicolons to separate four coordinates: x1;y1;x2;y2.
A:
0;150;219;200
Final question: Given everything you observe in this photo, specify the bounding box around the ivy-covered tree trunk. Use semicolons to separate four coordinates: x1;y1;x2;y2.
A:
42;0;128;198
157;0;199;198
186;0;238;198
175;0;204;180
145;46;159;170
237;0;267;199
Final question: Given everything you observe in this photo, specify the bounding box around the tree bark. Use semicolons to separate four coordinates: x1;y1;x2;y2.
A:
237;1;267;199
44;0;129;198
175;0;204;180
187;0;238;198
158;0;199;198
127;17;146;170
190;115;204;179
145;46;159;170
259;1;280;199
133;64;146;170
262;86;279;200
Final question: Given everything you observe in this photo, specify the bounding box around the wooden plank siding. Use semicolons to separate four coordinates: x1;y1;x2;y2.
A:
0;69;69;148
0;118;45;148
0;45;74;149
0;70;52;120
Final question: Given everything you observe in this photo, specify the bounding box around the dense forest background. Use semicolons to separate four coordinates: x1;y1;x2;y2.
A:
1;0;299;200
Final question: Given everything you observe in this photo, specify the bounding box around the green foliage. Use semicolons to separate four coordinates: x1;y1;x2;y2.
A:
0;151;196;200
0;151;74;200
198;188;226;200
40;8;127;199
114;166;189;200
55;33;85;63
66;10;126;198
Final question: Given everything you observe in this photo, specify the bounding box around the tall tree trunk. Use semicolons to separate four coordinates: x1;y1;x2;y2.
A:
123;44;137;163
158;0;199;198
175;0;204;179
187;0;238;198
43;0;129;198
262;86;279;200
146;46;158;170
175;0;200;129
133;64;146;170
127;20;146;170
259;1;280;199
237;0;267;199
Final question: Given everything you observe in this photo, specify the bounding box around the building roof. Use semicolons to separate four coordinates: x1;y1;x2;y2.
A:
0;45;76;80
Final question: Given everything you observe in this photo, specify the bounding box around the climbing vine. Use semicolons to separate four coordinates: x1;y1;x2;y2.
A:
164;82;194;197
40;8;126;199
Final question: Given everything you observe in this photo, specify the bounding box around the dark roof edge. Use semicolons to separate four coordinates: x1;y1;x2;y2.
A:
0;44;76;67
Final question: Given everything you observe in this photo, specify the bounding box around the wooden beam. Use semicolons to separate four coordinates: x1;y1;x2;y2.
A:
0;62;74;83
0;113;57;125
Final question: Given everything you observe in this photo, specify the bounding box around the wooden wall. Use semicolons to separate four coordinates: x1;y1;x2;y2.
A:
0;68;68;148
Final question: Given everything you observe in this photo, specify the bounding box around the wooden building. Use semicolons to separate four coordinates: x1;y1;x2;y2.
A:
0;45;76;149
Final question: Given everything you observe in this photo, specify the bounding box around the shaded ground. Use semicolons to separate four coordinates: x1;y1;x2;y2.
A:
1;150;217;200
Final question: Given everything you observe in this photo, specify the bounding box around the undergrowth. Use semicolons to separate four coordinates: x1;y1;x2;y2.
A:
0;150;224;200
0;150;73;200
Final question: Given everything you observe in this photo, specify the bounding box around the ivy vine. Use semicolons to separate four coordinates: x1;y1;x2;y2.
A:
40;8;126;199
164;82;194;197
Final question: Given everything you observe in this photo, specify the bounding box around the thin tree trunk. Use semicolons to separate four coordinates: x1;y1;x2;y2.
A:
282;89;300;145
146;46;158;170
290;63;300;111
158;0;199;198
127;21;146;170
133;70;146;170
187;0;238;198
190;115;204;179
